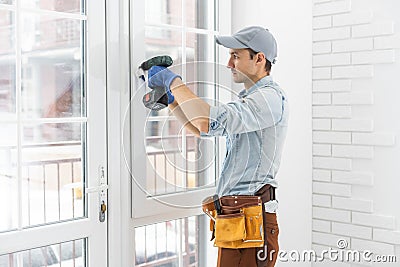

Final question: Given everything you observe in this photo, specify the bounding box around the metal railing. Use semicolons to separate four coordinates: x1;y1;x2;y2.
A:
146;134;198;195
135;217;198;267
0;141;84;229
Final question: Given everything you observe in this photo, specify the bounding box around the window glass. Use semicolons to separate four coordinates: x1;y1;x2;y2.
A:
0;124;17;232
0;10;15;117
0;0;12;5
186;0;215;30
145;0;182;26
21;0;83;14
21;122;84;226
143;1;217;197
135;216;198;266
21;14;83;119
0;7;87;231
2;239;86;266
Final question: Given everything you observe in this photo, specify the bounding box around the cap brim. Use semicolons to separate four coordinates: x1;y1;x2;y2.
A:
215;36;248;49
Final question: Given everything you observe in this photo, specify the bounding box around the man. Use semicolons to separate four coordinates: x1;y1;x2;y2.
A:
148;26;289;267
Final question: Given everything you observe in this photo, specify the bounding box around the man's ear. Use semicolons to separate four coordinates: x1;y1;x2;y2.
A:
256;53;265;63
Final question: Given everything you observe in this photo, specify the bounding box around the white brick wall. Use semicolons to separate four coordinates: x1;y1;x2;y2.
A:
373;229;400;245
313;181;351;196
313;67;331;79
313;207;351;222
312;262;351;267
313;93;331;105
313;143;332;156
333;11;373;26
313;194;332;207
312;0;399;257
313;169;332;182
313;0;351;17
332;144;374;159
352;49;395;64
352;212;396;229
352;22;394;38
352;132;395;146
331;65;373;79
313;16;332;29
313;156;352;171
313;219;331;232
332;222;372;239
332;38;373;52
332;196;373;212
313;53;351;66
312;231;350;247
313;27;351;42
351;238;395;255
313;79;351;92
313;41;332;54
313;106;352;118
332;92;374;105
374;35;400;49
313;131;351;144
331;119;373;132
331;170;374;186
313;119;331;130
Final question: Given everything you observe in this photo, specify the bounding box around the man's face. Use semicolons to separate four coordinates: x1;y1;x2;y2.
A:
227;48;256;85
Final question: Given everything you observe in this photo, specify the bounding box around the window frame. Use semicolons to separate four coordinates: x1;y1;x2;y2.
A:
129;0;232;226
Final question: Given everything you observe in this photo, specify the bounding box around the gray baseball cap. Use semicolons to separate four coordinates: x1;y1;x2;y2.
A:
216;26;277;64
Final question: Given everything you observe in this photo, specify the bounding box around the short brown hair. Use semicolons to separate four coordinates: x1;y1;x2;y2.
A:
248;48;272;73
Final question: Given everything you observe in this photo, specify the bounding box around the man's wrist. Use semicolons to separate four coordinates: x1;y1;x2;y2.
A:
170;77;184;92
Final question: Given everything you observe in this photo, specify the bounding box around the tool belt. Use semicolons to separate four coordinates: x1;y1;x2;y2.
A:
202;185;275;249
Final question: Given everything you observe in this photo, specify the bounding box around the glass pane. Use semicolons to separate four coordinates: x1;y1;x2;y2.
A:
135;216;198;266
145;0;182;26
145;26;182;117
21;14;83;119
145;26;183;65
185;33;215;95
21;123;84;227
0;10;16;116
145;119;185;195
0;124;17;232
20;0;83;14
0;254;9;266
186;0;215;30
6;239;86;267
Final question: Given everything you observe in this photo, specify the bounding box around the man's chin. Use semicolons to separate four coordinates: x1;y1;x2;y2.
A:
232;76;242;83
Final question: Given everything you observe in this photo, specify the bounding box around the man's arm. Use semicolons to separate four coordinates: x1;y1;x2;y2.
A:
168;101;201;137
169;78;211;133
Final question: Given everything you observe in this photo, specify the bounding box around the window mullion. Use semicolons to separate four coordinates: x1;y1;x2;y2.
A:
180;0;187;191
15;0;23;231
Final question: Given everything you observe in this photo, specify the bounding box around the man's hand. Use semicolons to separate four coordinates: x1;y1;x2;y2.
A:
148;66;181;104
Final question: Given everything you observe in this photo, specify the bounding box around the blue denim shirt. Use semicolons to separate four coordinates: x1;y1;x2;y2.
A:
201;75;289;196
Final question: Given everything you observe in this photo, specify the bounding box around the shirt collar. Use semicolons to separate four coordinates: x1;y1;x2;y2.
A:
238;75;274;98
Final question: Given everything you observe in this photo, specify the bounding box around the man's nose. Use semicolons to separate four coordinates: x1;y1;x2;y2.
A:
227;59;234;69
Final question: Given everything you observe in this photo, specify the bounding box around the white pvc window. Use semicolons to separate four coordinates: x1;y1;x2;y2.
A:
0;1;108;266
131;0;230;266
142;0;217;197
0;0;86;234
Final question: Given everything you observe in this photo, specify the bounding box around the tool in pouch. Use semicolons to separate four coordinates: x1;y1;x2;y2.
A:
202;194;264;249
139;55;173;111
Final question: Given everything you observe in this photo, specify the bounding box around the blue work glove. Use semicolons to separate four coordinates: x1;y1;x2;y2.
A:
148;66;181;104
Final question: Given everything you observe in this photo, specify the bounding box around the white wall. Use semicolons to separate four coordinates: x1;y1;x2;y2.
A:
232;1;313;266
312;0;400;266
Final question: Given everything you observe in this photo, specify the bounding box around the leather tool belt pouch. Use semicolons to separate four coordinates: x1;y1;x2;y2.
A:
202;195;264;249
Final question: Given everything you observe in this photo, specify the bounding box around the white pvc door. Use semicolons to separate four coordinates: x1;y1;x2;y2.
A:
0;0;108;266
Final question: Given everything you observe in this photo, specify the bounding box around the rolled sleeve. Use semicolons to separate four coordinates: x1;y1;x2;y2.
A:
201;88;284;137
200;105;228;137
